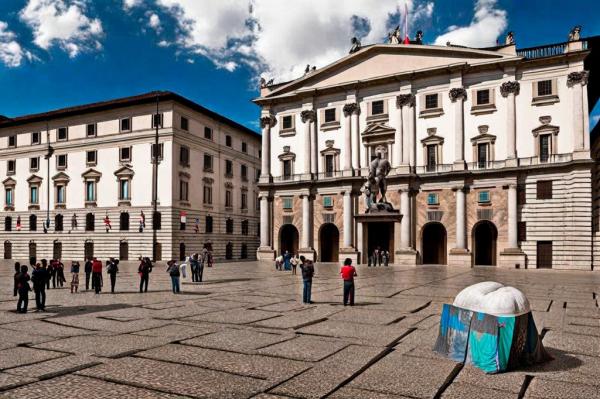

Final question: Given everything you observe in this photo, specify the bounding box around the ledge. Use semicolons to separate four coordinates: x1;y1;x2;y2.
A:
84;201;97;208
28;204;40;210
279;128;296;137
119;200;132;207
470;104;497;115
366;114;389;124
419;108;444;118
320;121;341;131
532;95;559;106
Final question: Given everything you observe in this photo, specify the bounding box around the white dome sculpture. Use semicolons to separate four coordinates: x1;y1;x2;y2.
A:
453;281;530;317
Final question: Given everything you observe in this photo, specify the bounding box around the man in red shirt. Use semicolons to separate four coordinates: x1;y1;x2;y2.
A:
91;258;103;294
340;258;357;306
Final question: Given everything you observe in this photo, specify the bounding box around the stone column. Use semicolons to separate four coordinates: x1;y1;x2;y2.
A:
568;71;589;152
356;222;364;263
396;94;414;172
455;187;466;250
301;194;311;249
507;183;518;249
257;194;276;260
400;189;410;249
500;81;520;165
407;100;416;168
394;97;404;166
343;103;358;175
343;191;353;247
449;88;467;170
344;103;360;172
300;110;315;176
395;187;417;265
260;115;276;180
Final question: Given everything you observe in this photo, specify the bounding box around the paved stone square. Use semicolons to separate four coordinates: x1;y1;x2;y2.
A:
1;260;599;398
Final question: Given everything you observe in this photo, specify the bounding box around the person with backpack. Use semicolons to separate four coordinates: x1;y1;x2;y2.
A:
16;265;31;313
91;257;103;294
138;257;152;293
70;261;80;293
31;263;47;311
84;258;92;290
166;260;181;293
299;256;315;304
340;258;357;306
106;258;119;293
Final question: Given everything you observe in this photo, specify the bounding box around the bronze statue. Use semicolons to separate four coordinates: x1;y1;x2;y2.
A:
349;37;362;54
365;153;392;212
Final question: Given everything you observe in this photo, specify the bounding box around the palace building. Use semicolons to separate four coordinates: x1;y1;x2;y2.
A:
0;91;261;261
255;32;600;270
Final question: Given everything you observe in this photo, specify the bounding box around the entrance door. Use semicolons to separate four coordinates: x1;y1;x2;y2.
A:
422;223;447;264
119;241;129;260
3;241;11;259
84;241;94;260
179;242;186;261
28;241;36;260
279;224;299;255
53;240;62;260
319;223;339;262
367;222;394;263
473;221;497;266
537;241;552;268
154;242;162;261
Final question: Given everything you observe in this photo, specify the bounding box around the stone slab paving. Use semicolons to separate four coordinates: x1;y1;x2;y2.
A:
0;260;599;398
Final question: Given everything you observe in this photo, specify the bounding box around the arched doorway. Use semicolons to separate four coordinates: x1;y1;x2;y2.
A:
422;223;447;264
472;221;498;266
279;224;299;256
28;241;37;260
319;223;340;262
84;240;94;260
119;240;129;260
53;240;62;260
4;241;12;259
179;242;186;261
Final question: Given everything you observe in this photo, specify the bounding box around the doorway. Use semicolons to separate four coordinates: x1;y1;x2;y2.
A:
537;241;552;269
3;241;11;259
279;224;299;256
422;222;447;264
53;240;62;260
472;221;497;266
179;242;186;261
119;240;129;261
84;240;94;260
367;222;394;263
319;223;339;262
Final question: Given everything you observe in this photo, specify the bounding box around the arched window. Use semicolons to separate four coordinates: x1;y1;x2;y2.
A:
3;240;12;259
179;242;186;261
55;214;64;231
225;242;233;259
85;213;95;231
205;215;213;233
226;218;234;234
120;212;130;231
4;216;12;231
240;243;248;259
29;214;37;231
119;240;129;260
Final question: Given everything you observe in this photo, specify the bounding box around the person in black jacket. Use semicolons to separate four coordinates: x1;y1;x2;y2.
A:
31;263;48;311
299;256;315;304
41;259;50;289
16;265;31;313
138;257;152;293
13;262;20;297
84;258;92;290
106;258;119;293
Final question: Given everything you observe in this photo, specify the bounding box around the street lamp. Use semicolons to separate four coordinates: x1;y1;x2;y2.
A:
151;94;160;262
43;121;53;234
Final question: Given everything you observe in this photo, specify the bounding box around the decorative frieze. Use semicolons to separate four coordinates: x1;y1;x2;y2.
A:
396;94;415;108
448;87;467;102
500;81;520;97
567;71;589;87
260;114;277;128
342;102;360;116
300;109;316;123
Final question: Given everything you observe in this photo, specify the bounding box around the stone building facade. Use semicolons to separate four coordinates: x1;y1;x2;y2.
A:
256;35;600;270
0;91;261;262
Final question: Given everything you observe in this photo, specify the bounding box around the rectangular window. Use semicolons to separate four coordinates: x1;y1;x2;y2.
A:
57;127;68;141
86;150;97;166
477;143;488;168
7;160;15;174
539;135;550;163
476;89;490;105
282;197;293;210
86;123;96;137
57;154;67;169
8;135;16;148
241;164;248;180
324;108;336;122
85;181;95;202
151;143;164;160
226;135;232;147
120;118;131;132
152;113;163;128
536;180;553;200
179;146;190;166
371;100;384;115
204;126;213;139
426;193;439;205
30;186;38;204
203;154;213;171
205;216;213;233
426;144;437;172
179;180;188;201
518;221;526;242
537;80;553;97
283;160;292;179
225;190;232;207
31;132;40;145
425;94;438;109
241;192;247;209
323;196;333;208
478;191;491;203
325;154;335;177
30;157;39;171
120;147;131;162
282;115;293;130
241;142;247;153
181;116;189;131
56;185;65;204
119;179;130;200
225;160;233;176
5;188;13;206
536;241;553;269
203;186;212;204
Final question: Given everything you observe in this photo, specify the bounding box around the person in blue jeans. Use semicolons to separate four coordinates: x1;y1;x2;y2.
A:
299;256;315;304
166;260;181;293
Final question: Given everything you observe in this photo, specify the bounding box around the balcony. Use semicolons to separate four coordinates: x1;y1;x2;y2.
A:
466;160;507;170
316;170;345;180
516;40;588;59
517;153;573;166
415;164;453;174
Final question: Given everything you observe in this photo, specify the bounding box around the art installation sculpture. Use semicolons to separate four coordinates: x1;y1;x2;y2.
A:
349;37;362;54
568;25;581;42
364;153;393;213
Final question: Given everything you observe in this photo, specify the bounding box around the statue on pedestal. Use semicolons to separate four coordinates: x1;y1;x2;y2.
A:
364;153;393;213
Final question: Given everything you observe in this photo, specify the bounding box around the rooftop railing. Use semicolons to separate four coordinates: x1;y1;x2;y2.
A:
516;40;588;59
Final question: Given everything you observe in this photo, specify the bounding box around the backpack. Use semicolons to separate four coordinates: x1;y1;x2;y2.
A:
169;265;180;277
106;263;114;273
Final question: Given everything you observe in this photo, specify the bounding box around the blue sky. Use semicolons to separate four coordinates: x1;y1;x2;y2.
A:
0;0;599;131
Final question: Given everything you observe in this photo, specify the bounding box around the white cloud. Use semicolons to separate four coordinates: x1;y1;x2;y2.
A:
145;0;434;82
148;13;161;31
123;0;143;10
434;0;507;47
20;0;104;58
0;21;33;67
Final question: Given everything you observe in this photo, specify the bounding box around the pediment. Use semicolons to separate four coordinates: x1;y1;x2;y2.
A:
81;168;102;180
421;134;445;145
532;124;559;135
52;172;70;183
470;133;497;143
362;122;396;136
27;174;43;184
114;166;135;178
266;44;512;97
2;177;16;186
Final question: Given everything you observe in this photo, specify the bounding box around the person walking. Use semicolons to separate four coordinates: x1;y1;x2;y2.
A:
91;257;103;294
283;251;291;271
106;258;119;293
31;263;47;311
275;254;283;271
84;258;92;290
70;261;80;293
190;254;199;282
138;257;152;293
49;259;57;288
299;256;315;304
56;259;66;288
167;260;181;293
199;250;207;282
16;265;31;313
41;259;50;289
291;254;298;275
383;250;389;267
340;258;357;306
13;262;21;297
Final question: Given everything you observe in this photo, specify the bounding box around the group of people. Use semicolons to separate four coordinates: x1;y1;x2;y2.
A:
369;247;390;267
275;251;300;274
166;249;214;293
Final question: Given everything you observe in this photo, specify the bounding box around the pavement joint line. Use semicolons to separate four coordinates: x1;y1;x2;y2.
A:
432;361;463;399
75;373;198;399
0;377;37;393
37;318;104;333
546;299;554;312
15;361;104;381
0;347;71;372
289;317;329;331
409;300;433;314
517;375;535;399
388;327;418;348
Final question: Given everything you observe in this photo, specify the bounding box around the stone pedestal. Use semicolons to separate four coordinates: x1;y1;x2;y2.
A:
499;248;527;269
453;161;466;171
299;248;315;261
394;248;418;266
340;248;359;265
448;248;472;267
256;247;276;261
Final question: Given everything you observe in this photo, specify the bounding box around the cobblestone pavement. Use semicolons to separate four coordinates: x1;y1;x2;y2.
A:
0;260;599;398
